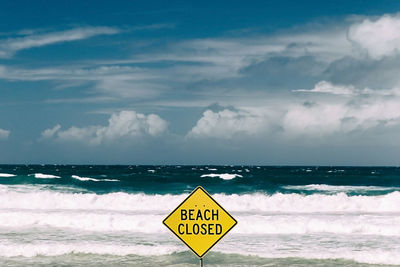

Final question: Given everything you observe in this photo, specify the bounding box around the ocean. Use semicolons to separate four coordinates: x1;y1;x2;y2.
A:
0;165;399;266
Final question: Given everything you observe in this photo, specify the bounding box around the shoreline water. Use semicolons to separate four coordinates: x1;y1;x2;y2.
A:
0;165;399;266
1;252;398;267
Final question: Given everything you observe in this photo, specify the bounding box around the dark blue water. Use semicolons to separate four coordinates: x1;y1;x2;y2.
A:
1;165;399;195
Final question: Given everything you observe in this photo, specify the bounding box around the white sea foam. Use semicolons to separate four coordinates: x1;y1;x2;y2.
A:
0;186;400;236
218;192;400;213
0;242;183;257
200;173;243;180
0;184;90;194
1;185;400;213
1;210;400;236
72;175;99;181
217;246;400;265
234;213;400;236
71;175;119;182
1;184;400;263
0;240;398;265
0;235;399;265
0;185;399;265
283;184;400;192
0;173;16;177
0;211;166;233
33;173;61;179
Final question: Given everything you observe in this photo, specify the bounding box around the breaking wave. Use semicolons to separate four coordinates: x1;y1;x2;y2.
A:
0;173;16;178
33;173;61;179
0;185;400;213
71;175;119;182
200;173;243;180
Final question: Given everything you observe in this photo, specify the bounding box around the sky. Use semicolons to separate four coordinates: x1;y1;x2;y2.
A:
1;1;400;165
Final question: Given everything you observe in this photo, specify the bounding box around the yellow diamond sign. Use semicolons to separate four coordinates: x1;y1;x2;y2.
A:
163;186;237;258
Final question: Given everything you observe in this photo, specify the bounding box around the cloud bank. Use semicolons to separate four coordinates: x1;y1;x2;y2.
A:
187;80;400;139
41;111;167;145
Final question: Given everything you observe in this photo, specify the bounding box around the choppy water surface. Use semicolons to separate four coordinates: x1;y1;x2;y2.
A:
0;165;400;266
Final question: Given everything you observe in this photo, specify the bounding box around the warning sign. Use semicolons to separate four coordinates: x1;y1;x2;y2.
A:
163;186;237;258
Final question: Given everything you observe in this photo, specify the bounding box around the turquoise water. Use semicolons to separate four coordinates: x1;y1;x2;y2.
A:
1;165;399;195
0;165;399;266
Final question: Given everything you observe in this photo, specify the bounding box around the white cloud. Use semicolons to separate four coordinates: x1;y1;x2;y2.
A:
294;81;357;95
284;83;400;136
135;27;351;65
43;111;168;145
0;128;10;139
348;14;400;59
295;81;400;97
1;15;397;107
283;103;348;136
187;81;400;139
187;109;269;139
0;22;353;102
0;26;119;58
0;65;162;99
40;124;61;139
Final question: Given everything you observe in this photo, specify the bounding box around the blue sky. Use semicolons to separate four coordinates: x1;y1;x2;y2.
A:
1;1;400;165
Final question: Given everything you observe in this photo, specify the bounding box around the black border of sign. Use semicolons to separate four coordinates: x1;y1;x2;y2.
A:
162;186;238;258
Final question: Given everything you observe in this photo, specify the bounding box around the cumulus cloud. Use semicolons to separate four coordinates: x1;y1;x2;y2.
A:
42;111;167;145
40;124;61;139
187;80;400;139
187;109;270;139
0;128;10;139
348;14;400;59
285;82;400;136
0;26;119;58
283;102;348;136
